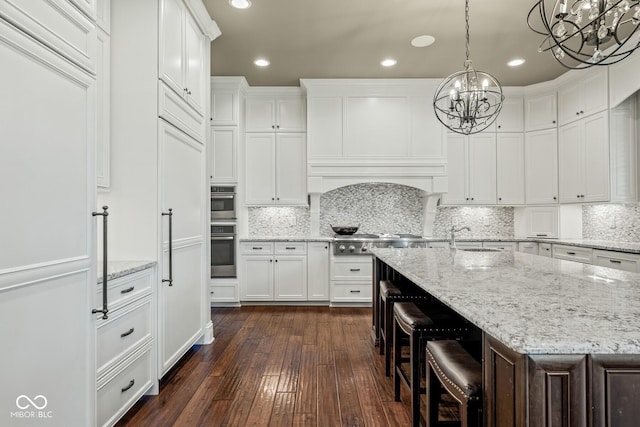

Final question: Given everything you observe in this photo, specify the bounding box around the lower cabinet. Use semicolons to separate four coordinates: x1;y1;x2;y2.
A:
96;266;155;427
307;242;330;301
209;282;240;305
517;241;539;255
539;242;552;257
592;249;640;273
552;244;593;264
330;254;373;304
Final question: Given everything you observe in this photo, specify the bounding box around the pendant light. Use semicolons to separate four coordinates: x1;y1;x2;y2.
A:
433;0;504;135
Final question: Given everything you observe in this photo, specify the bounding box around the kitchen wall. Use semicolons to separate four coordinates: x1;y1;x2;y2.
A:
247;206;311;237
583;203;640;242
432;206;514;239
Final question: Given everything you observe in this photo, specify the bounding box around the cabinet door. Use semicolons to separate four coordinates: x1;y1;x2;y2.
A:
159;0;185;97
211;89;238;125
245;133;276;204
558;122;583;203
277;97;306;132
159;122;205;375
609;96;638;203
527;207;559;238
582;67;608;117
525;129;558;204
497;133;525;205
307;242;330;300
276;133;307;205
96;27;110;188
442;133;467;205
307;96;343;158
274;256;307;300
496;95;524;132
0;21;96;425
209;126;237;183
582;111;609;202
525;92;557;131
468;133;496;204
184;9;205;115
241;256;274;300
246;97;276;132
558;81;582;126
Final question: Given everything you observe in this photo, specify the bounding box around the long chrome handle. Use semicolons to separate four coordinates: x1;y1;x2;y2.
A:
162;209;173;286
212;236;235;240
212;195;235;199
92;206;109;319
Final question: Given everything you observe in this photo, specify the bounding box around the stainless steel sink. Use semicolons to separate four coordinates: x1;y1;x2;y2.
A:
457;247;502;252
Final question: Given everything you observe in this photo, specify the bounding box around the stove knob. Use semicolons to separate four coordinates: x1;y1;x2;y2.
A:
338;244;346;252
348;245;356;253
361;247;368;252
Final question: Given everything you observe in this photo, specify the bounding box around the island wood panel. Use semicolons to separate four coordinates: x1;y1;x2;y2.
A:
591;354;640;427
528;355;588;427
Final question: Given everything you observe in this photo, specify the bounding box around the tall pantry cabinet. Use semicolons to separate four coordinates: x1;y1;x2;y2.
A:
109;0;219;378
0;1;98;425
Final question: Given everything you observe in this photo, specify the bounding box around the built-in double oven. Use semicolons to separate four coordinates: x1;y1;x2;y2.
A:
210;186;237;278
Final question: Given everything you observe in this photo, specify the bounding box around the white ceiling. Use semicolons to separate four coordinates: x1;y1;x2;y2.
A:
202;0;570;87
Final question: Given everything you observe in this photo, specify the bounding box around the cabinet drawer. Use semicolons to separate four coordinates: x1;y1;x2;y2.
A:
331;258;373;280
97;268;153;312
97;345;153;427
552;244;593;264
331;283;372;301
539;243;552;257
593;250;639;273
210;285;238;301
0;0;97;72
240;242;274;254
427;242;449;249
158;81;205;143
275;242;307;254
97;298;151;375
517;242;539;255
483;241;516;251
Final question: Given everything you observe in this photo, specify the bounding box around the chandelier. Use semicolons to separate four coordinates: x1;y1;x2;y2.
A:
433;0;504;135
528;0;640;68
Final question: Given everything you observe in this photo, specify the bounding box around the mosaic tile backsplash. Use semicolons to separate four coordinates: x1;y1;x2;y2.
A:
248;206;311;237
583;203;640;242
432;206;514;239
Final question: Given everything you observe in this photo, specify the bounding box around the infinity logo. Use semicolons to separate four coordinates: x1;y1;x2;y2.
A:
15;395;48;410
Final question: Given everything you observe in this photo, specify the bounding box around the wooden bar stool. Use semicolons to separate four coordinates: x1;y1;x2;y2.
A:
379;280;430;376
393;302;470;427
426;340;482;427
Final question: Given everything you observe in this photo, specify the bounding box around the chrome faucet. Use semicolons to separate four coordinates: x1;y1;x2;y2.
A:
449;225;471;249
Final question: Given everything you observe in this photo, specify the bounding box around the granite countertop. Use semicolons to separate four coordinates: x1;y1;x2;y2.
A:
240;236;333;242
370;247;640;355
97;260;155;284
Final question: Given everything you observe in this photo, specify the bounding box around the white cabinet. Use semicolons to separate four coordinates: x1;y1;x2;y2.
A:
525;90;557;131
558;111;609;203
210;283;239;304
524;207;559;238
246;94;306;132
496;133;525;205
0;16;96;425
517;241;539;255
330;254;373;304
514;205;582;239
525;128;558;204
552;244;593;264
209;126;237;183
593;250;640;273
97;26;110;188
307;242;330;301
159;0;206;115
557;68;608;126
496;95;524;132
442;132;496;205
539;242;552;257
96;267;155;427
211;88;239;125
608;48;640;108
609;95;639;203
240;242;308;301
245;133;307;205
483;241;517;251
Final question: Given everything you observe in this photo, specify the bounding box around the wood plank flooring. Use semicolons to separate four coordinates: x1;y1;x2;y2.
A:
115;306;432;426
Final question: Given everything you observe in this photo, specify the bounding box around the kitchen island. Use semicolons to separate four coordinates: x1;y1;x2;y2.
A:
370;247;640;426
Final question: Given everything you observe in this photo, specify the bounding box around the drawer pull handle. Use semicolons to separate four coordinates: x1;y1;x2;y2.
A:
536;234;548;237
252;247;263;250
120;328;135;338
609;259;622;264
285;247;296;250
350;268;361;272
350;290;361;293
567;251;576;255
121;379;135;393
120;286;135;294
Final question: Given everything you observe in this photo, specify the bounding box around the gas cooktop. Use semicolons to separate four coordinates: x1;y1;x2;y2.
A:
333;233;426;254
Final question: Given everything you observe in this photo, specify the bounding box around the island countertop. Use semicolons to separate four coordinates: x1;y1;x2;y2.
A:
370;247;640;355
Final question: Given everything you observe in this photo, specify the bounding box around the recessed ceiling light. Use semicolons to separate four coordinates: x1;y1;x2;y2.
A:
411;35;435;48
381;58;397;67
254;58;270;67
507;58;526;67
229;0;251;9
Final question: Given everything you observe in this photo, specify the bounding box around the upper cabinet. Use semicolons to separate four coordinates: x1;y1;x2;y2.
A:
525;85;557;131
609;95;639;203
159;0;206;116
525;128;558;204
609;49;640;108
246;89;306;132
495;94;524;133
557;68;608;126
496;133;525;205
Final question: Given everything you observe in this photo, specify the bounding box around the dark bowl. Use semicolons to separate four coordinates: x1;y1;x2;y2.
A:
331;225;359;235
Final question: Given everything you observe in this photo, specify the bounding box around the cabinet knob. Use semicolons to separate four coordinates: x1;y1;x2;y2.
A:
272;125;275;129
552;120;556;124
576;112;580;115
272;197;275;201
498;197;502;201
498;125;501;129
580;110;584;114
471;197;474;201
277;197;280;200
276;125;280;129
553;196;557;200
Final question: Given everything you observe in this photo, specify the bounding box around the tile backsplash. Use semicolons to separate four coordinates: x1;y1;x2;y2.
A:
248;206;311;236
432;206;514;239
583;203;640;242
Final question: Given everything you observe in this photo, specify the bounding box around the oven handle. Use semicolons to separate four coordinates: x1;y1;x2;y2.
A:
211;236;235;240
211;195;235;199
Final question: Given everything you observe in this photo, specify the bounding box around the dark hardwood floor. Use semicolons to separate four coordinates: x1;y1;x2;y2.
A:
116;306;449;426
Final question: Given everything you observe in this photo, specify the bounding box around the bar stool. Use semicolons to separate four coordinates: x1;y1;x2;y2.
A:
379;280;430;376
393;302;470;427
426;340;482;427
